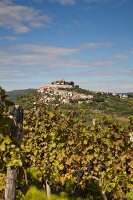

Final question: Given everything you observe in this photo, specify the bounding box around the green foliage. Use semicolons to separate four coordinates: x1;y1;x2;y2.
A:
14;89;39;109
0;173;5;191
23;186;69;200
0;87;22;170
51;193;68;200
27;167;41;181
126;190;133;200
21;104;133;199
6;89;37;101
0;87;22;199
1;86;133;199
0;87;12;116
23;186;47;200
16;189;25;200
26;167;43;189
91;95;133;117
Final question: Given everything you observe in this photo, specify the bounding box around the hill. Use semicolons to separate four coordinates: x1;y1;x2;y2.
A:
6;88;37;100
7;80;133;118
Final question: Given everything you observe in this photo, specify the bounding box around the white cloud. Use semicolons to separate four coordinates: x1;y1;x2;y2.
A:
25;0;129;5
114;54;128;59
82;42;114;49
109;81;133;92
0;43;117;75
0;43;132;92
0;36;20;41
15;44;80;56
0;0;52;33
83;0;101;3
79;79;133;93
49;0;75;5
0;0;12;6
83;0;128;4
0;70;28;77
89;60;116;66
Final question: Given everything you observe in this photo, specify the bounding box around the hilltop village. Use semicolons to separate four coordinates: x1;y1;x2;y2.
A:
6;79;133;117
36;79;130;106
38;79;93;104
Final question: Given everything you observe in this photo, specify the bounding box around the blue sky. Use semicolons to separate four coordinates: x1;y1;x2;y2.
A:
0;0;133;92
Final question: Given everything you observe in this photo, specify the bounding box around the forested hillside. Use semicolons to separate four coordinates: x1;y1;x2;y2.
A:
6;89;37;100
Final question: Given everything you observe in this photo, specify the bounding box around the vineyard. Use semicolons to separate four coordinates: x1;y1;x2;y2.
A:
0;87;133;200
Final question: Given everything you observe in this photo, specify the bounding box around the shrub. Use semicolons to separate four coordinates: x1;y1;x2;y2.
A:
23;186;47;200
126;190;133;200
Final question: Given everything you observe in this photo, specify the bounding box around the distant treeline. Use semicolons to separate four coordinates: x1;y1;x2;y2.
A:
6;89;37;100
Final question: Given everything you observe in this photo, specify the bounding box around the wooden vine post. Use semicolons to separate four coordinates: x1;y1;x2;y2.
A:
5;105;23;200
92;118;96;126
46;180;51;199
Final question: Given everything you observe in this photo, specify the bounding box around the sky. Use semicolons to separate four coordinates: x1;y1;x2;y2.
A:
0;0;133;92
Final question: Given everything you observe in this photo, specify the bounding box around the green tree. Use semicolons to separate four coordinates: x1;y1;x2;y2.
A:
0;87;22;199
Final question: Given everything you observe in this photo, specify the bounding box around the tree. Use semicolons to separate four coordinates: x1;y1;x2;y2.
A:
69;81;74;87
0;87;22;199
